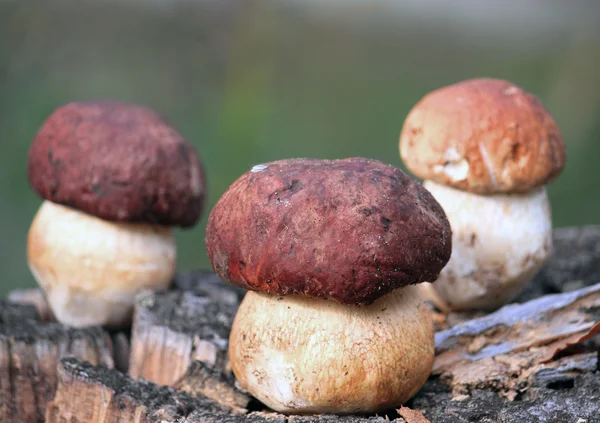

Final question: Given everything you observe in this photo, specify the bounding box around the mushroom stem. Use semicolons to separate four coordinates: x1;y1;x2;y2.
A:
27;200;176;328
228;285;434;415
422;180;553;311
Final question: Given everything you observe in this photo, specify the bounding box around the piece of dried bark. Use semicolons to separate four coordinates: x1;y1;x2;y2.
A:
7;288;55;322
0;301;113;423
530;352;598;389
128;283;240;386
396;406;431;423
172;359;250;413
433;282;600;398
46;358;401;423
409;372;600;423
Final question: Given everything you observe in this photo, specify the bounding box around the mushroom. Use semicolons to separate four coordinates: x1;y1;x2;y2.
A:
26;101;205;328
399;78;566;311
206;157;451;414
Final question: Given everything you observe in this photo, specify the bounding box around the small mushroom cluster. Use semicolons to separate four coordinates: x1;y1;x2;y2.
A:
26;101;205;328
21;76;568;417
399;78;566;311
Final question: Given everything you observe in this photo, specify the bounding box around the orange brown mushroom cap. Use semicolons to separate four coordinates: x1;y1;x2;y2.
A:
399;78;566;194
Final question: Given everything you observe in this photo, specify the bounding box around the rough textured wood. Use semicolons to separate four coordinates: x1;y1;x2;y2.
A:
518;225;600;302
409;372;600;423
128;271;243;386
0;301;113;423
7;288;55;322
4;225;600;422
173;359;251;413
46;358;396;423
111;332;130;374
530;352;598;389
432;282;600;399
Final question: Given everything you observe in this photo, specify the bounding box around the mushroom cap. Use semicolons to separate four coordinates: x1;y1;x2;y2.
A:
205;157;452;305
27;101;205;228
399;78;566;194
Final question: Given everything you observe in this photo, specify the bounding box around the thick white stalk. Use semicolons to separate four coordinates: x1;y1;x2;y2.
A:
27;200;176;328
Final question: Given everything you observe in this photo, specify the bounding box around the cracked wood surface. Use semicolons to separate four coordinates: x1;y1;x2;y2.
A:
3;225;600;422
46;358;405;423
433;282;600;398
0;302;113;423
128;270;243;386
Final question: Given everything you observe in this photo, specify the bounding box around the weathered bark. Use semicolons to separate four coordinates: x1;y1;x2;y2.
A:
538;225;600;290
128;278;241;386
172;359;251;413
433;282;600;398
519;225;600;301
530;352;597;389
4;225;600;422
409;372;600;423
46;358;397;423
0;301;113;423
8;288;55;322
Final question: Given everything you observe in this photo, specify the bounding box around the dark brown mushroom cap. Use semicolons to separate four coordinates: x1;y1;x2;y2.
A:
206;157;452;305
27;101;205;228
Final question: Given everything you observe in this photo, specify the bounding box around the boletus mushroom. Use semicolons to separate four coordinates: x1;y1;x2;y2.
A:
206;157;451;414
26;101;205;328
399;78;566;311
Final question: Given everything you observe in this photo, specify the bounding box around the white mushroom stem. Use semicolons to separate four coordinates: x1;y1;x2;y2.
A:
27;200;176;328
421;180;553;311
229;285;434;415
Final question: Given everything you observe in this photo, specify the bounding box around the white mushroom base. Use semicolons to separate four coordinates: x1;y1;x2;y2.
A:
422;180;553;311
229;285;434;415
27;200;176;328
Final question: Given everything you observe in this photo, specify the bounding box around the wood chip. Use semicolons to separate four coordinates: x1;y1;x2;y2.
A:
396;406;431;423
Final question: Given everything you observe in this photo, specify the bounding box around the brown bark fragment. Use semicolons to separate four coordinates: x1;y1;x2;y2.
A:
396;406;431;423
433;282;600;398
0;301;113;423
172;359;250;413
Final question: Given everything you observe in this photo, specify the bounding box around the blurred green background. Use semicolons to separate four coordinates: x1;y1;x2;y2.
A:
1;0;599;297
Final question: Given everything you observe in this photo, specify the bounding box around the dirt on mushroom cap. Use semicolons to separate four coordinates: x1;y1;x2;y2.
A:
206;157;452;305
27;101;206;228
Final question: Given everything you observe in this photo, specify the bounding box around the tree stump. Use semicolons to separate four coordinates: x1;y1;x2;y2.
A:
0;302;113;423
47;358;394;423
3;226;600;422
128;270;244;386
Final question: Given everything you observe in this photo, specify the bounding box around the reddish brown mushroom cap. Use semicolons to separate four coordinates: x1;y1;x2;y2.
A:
206;157;452;305
27;101;205;228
